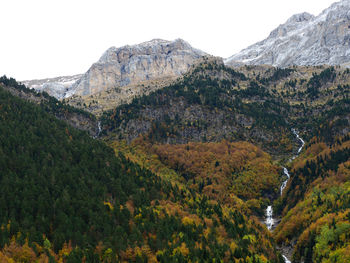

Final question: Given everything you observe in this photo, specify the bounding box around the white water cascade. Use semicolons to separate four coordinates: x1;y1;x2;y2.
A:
98;121;102;135
291;129;305;159
280;167;290;196
282;255;291;263
266;205;274;230
93;121;102;139
265;129;304;263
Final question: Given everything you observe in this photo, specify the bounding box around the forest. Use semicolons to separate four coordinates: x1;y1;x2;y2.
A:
0;59;349;263
0;79;284;262
100;61;350;262
274;134;350;262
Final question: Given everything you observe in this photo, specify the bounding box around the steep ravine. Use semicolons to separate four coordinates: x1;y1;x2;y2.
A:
265;129;305;263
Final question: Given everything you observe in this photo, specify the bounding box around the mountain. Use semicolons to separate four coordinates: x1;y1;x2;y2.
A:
99;58;350;262
100;58;293;155
71;38;207;97
225;0;350;67
97;56;350;261
2;55;350;262
100;58;350;157
24;39;207;102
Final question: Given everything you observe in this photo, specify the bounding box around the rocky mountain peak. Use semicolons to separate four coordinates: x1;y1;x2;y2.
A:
268;12;315;39
98;38;204;64
225;0;350;67
23;39;207;99
70;38;207;96
286;12;314;24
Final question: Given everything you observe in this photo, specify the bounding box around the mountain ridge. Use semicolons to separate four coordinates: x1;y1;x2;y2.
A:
225;0;350;67
23;0;350;102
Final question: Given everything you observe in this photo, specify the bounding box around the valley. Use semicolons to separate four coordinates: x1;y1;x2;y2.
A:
1;1;350;262
98;58;350;262
1;52;350;262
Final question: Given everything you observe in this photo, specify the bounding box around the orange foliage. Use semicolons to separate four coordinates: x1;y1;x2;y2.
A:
0;238;50;263
152;140;280;203
125;200;135;215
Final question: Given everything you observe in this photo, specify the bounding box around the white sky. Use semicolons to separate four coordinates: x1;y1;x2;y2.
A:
0;0;338;80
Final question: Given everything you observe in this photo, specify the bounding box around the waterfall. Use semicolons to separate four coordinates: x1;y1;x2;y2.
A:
282;255;291;263
280;167;290;195
266;206;274;230
292;128;305;154
98;121;102;135
265;128;304;263
93;121;102;139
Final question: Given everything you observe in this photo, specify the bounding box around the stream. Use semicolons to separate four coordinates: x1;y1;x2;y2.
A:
93;121;102;139
265;129;304;263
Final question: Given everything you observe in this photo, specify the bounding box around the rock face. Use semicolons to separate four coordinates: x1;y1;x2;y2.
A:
23;39;206;99
225;0;350;67
71;38;207;96
22;75;83;100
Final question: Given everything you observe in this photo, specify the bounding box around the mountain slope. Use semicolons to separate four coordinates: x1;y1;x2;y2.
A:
100;58;350;159
226;0;350;67
0;75;98;136
274;133;350;263
0;79;284;262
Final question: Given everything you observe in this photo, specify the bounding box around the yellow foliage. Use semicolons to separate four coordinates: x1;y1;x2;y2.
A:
103;201;114;211
172;242;189;257
243;234;256;244
134;213;142;221
182;216;194;226
152;208;160;216
259;254;268;263
58;242;73;259
0;238;37;263
230;241;237;252
203;228;211;239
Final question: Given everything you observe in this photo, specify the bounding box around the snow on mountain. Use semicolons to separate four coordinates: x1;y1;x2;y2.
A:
225;0;350;67
22;74;83;100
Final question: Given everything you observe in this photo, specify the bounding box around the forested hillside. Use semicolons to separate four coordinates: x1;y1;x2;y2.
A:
0;76;98;136
0;81;284;262
101;59;350;158
99;59;350;263
110;138;281;216
100;59;293;156
274;133;350;263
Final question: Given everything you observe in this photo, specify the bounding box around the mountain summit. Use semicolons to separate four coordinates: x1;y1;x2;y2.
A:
71;38;207;97
225;0;350;67
23;38;207;99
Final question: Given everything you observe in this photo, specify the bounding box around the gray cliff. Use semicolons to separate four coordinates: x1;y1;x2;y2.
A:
23;39;206;99
71;38;207;96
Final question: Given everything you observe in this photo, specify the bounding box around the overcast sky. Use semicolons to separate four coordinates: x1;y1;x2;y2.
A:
0;0;338;80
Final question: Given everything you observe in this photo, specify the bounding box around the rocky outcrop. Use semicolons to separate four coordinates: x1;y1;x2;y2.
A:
225;0;350;67
70;38;207;96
